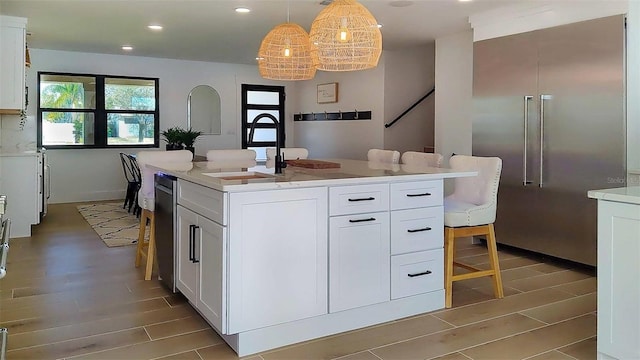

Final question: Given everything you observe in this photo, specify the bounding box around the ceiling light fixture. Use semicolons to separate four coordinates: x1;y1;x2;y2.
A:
257;2;316;81
309;0;382;72
122;45;133;51
235;7;251;13
147;24;163;30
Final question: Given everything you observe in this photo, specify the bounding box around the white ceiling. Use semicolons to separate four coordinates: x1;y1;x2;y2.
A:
0;0;530;65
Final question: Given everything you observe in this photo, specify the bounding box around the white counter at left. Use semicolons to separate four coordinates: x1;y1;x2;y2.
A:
149;159;475;356
0;151;42;238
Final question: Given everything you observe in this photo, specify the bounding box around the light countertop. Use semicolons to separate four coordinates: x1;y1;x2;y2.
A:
148;158;477;192
0;150;40;157
588;186;640;205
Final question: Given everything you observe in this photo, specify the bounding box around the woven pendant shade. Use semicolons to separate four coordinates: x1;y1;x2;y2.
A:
309;0;382;72
258;23;316;81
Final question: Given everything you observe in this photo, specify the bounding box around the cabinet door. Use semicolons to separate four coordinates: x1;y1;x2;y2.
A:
597;201;640;360
0;19;25;112
228;187;328;333
197;215;227;334
176;205;198;303
0;155;39;237
329;212;390;313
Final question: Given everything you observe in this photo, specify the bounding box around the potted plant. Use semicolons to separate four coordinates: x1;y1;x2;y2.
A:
161;126;184;150
179;127;202;154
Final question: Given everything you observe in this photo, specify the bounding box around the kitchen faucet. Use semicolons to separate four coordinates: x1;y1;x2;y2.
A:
248;114;286;174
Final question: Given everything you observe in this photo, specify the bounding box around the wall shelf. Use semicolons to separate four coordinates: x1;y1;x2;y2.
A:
294;110;371;122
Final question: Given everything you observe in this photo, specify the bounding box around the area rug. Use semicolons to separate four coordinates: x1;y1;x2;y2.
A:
77;202;148;247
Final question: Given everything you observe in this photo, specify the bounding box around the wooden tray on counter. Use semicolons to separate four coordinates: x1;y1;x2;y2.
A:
285;159;341;169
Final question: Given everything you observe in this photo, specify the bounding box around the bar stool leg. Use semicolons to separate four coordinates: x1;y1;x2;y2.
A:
144;212;156;281
486;224;504;299
444;227;456;308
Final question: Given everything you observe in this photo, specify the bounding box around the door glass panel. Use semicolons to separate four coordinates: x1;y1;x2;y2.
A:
247;109;279;123
247;91;279;105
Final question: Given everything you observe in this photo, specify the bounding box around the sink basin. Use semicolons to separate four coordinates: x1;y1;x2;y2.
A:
202;171;274;181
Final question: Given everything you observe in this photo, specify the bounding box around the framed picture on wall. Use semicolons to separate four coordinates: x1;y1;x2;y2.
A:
317;82;338;104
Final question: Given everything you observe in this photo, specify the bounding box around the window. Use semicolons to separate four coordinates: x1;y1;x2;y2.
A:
38;72;159;149
241;84;285;161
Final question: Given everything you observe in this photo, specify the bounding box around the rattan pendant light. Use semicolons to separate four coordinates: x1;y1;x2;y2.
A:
257;3;316;81
309;0;382;71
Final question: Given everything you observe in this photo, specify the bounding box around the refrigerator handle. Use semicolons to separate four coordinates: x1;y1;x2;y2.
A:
539;94;551;188
523;96;533;186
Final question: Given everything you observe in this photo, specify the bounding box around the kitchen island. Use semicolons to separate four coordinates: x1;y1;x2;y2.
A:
149;158;475;356
588;187;640;360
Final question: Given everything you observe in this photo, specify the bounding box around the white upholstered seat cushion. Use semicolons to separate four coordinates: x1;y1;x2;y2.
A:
266;147;309;160
367;149;400;164
137;150;193;212
206;149;256;162
444;155;502;227
401;151;443;168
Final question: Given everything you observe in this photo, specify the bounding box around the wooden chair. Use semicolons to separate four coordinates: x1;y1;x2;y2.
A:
444;155;503;308
401;151;443;168
367;149;400;164
135;150;193;280
266;147;309;161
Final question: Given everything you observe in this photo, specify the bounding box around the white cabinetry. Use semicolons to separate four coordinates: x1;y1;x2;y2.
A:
227;187;328;333
176;181;227;334
594;199;640;360
329;212;390;312
0;16;26;114
329;183;390;312
389;181;444;300
0;153;41;238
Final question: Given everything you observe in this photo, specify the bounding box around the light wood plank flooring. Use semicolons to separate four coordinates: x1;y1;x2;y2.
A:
0;203;597;360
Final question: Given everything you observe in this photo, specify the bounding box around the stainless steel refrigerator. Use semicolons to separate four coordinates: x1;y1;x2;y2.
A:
472;15;626;267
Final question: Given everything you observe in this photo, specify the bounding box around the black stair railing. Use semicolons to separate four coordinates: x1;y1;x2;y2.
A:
384;87;435;128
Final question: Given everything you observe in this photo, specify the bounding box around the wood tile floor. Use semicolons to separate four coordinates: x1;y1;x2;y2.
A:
0;203;597;360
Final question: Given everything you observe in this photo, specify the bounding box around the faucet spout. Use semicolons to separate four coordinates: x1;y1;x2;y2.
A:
248;114;286;174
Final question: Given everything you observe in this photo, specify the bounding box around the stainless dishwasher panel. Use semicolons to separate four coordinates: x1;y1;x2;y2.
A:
154;173;177;293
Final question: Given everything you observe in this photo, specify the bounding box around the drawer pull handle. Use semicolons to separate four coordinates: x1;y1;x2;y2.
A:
406;192;431;197
349;217;376;223
348;197;375;202
407;227;432;233
408;270;432;277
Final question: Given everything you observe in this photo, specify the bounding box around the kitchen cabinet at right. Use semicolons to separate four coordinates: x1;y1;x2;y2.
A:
588;188;640;360
473;15;626;266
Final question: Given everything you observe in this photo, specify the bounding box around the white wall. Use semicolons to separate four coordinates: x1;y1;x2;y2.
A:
14;49;297;203
292;58;385;160
434;30;474;169
383;45;435;155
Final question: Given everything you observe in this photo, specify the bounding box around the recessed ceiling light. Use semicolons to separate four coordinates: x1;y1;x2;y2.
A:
459;0;473;2
389;0;414;7
122;45;133;51
235;7;250;13
377;24;383;28
148;24;163;30
256;57;264;61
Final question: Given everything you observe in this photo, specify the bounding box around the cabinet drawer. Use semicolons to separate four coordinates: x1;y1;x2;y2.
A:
391;207;443;255
390;180;443;210
330;183;389;216
391;249;443;300
177;180;227;225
